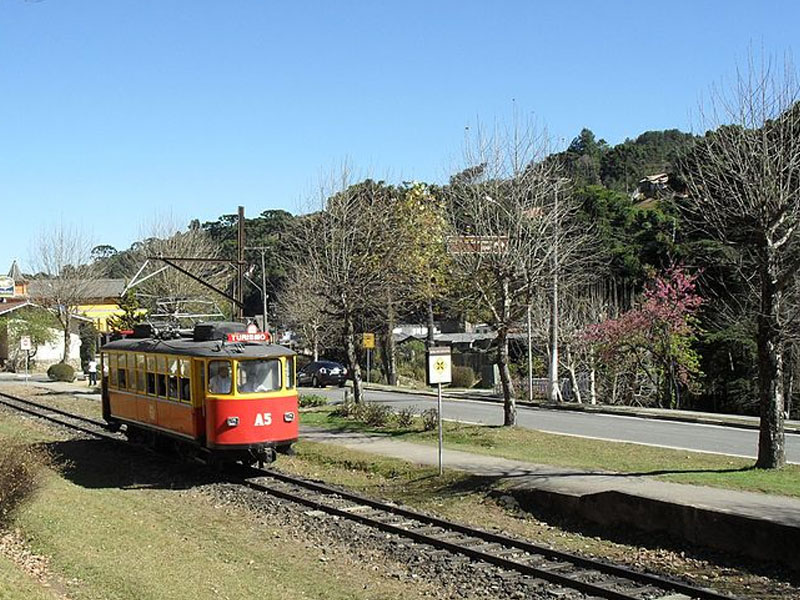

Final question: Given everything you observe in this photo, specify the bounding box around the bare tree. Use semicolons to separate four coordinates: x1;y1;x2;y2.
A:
124;214;230;322
530;283;609;404
29;224;96;363
277;271;336;361
290;168;397;403
445;121;582;426
681;55;800;468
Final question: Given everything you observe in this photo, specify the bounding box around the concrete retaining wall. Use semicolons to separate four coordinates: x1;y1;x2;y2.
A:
509;487;800;571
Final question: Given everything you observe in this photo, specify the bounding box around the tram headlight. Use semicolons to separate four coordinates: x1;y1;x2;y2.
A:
283;412;295;423
226;416;240;427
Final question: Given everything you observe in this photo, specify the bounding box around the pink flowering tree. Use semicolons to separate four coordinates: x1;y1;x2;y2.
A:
585;266;703;408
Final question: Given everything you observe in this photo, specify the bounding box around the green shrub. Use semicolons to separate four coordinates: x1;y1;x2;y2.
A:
396;406;416;428
0;441;47;526
421;408;439;431
361;403;394;427
332;397;358;418
299;394;328;408
451;365;476;388
332;399;395;428
47;362;75;382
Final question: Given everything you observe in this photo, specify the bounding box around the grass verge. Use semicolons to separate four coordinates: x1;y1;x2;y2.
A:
300;408;800;497
0;412;437;600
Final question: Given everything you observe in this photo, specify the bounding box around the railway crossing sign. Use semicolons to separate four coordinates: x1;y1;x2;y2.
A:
426;345;451;386
426;345;451;476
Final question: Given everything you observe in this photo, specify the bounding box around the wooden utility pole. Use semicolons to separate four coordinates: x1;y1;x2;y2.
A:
237;206;245;319
244;245;270;333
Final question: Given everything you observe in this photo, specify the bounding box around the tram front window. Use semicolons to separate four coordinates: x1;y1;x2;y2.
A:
208;360;232;394
238;359;281;393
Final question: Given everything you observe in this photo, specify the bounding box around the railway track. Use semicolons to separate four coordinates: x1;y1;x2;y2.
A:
239;467;739;600
0;388;740;600
0;389;119;440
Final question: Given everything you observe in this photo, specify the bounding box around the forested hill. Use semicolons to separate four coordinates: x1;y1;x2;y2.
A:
555;128;697;192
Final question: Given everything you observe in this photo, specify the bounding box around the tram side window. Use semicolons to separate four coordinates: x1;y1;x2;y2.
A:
180;377;191;403
168;358;179;401
179;359;191;404
285;356;295;389
118;354;128;389
136;354;146;392
238;359;281;393
109;354;118;387
208;360;232;394
168;375;178;399
146;355;157;395
155;355;167;398
157;373;167;397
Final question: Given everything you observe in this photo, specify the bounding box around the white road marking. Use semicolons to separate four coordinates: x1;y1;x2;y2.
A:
534;428;800;464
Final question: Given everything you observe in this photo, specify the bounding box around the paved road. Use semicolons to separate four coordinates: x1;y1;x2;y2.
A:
6;372;796;463
307;386;800;463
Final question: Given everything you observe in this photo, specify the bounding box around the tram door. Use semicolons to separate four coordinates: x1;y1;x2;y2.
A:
192;359;207;440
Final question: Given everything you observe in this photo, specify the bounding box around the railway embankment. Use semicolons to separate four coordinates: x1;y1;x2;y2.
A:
300;425;800;571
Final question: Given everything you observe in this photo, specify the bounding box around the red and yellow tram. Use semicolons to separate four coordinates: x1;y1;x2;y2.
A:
100;322;298;464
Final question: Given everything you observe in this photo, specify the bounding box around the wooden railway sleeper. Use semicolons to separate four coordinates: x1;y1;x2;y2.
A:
409;525;447;536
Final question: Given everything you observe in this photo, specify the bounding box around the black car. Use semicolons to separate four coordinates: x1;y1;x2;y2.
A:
297;360;349;387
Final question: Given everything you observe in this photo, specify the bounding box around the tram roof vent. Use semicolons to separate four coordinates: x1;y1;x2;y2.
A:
193;321;247;342
130;323;155;338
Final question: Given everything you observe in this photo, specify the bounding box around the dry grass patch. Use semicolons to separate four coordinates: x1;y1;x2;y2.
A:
0;551;63;600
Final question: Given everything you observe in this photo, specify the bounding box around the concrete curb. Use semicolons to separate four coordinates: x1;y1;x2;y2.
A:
361;383;800;435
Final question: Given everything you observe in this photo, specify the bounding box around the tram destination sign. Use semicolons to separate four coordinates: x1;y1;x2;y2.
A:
227;331;271;343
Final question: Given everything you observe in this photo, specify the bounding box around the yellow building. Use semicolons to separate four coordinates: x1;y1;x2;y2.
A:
26;277;127;333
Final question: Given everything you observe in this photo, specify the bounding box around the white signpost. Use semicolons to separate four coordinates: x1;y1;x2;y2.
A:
426;345;452;476
19;336;31;383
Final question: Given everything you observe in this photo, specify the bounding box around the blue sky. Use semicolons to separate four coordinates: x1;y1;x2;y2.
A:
1;1;798;273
